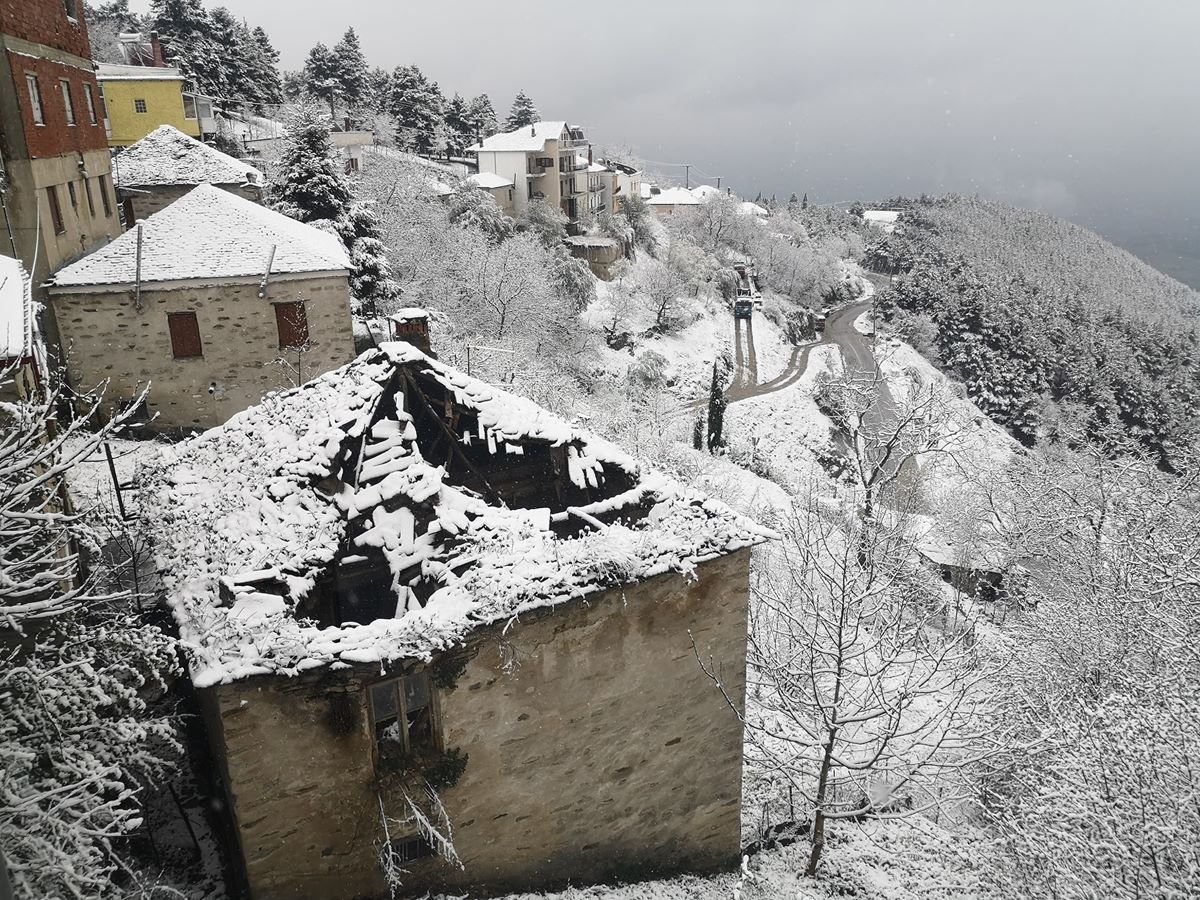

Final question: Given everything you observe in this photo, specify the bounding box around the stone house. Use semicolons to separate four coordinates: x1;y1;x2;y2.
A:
112;123;264;222
48;183;355;430
147;336;768;899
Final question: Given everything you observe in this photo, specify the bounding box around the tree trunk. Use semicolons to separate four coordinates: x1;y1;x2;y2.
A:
806;729;838;876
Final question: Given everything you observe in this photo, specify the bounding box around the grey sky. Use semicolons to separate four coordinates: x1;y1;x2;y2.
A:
129;0;1200;286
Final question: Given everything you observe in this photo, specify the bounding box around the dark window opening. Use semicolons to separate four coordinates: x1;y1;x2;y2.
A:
83;178;95;217
389;836;434;864
63;0;77;19
167;312;203;359
369;671;436;758
100;176;113;217
67;180;78;208
46;186;64;234
274;300;309;350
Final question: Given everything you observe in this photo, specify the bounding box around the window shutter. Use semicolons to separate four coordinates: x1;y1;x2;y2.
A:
167;312;203;359
274;301;309;350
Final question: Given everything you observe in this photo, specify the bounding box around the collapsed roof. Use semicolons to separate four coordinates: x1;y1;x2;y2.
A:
148;342;769;687
112;125;263;189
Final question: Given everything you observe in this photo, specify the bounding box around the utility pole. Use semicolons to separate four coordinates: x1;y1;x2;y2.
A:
684;164;690;189
716;176;721;189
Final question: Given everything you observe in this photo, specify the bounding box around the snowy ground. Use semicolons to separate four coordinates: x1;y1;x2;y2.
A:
431;818;981;900
61;433;167;518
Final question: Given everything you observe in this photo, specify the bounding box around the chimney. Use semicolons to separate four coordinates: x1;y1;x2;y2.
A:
388;308;434;356
150;31;166;67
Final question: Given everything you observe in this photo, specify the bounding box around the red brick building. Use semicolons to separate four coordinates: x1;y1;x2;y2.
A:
0;0;119;330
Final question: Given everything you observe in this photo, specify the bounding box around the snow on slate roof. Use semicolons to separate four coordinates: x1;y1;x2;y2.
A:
739;201;769;217
112;125;263;189
147;342;770;686
96;61;184;80
469;120;568;152
647;187;701;206
0;255;33;360
691;184;721;200
51;184;349;288
466;172;514;189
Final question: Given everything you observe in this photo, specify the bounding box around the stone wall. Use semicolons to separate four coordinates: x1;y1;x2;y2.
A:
202;547;751;899
51;273;356;430
126;182;261;221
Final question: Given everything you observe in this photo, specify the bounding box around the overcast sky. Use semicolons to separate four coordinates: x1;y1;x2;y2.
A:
129;0;1200;287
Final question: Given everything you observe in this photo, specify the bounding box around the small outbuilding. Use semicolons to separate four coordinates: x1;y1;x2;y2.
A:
112;124;264;221
148;340;767;898
49;184;355;430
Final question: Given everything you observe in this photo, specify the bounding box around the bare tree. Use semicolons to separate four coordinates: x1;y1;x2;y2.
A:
705;488;996;876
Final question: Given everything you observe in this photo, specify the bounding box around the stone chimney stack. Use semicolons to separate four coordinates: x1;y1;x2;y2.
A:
150;31;166;67
388;308;433;356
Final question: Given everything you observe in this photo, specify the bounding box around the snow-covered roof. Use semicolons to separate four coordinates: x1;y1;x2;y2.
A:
469;120;568;153
587;162;609;174
147;342;769;686
739;201;769;217
466;172;514;190
863;210;901;232
0;255;33;360
691;184;721;200
647;187;701;206
112;125;262;189
50;185;350;289
96;61;185;81
639;183;653;199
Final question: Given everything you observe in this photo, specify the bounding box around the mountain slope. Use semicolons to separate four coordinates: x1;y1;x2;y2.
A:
867;198;1200;467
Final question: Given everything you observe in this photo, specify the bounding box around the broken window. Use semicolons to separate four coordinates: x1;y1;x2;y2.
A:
369;671;436;758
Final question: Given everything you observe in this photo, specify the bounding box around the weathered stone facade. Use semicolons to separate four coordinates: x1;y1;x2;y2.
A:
124;181;261;222
51;273;356;430
200;547;751;899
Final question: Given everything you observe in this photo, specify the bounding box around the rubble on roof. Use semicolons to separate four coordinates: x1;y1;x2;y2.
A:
146;342;770;687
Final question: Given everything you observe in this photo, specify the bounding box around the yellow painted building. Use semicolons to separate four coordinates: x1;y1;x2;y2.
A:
96;62;206;148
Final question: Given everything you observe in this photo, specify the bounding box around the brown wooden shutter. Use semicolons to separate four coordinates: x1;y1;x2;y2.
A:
167;312;202;359
274;301;309;350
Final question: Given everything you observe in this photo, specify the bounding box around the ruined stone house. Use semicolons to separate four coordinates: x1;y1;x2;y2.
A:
147;335;768;898
48;183;355;431
112;123;264;222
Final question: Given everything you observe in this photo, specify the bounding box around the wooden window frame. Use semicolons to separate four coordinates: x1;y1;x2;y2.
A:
99;175;113;217
367;671;440;762
45;186;64;234
167;311;203;360
26;74;44;126
273;300;310;350
83;84;98;125
60;79;75;126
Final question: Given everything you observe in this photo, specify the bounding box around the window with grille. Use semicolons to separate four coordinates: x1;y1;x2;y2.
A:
134;98;147;114
389;836;434;864
45;186;64;234
60;79;75;126
167;312;203;359
274;301;309;350
26;75;44;125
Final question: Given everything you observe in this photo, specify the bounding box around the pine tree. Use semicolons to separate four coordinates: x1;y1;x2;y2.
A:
366;66;392;112
444;93;471;156
338;201;399;316
269;100;350;223
467;93;498;139
333;27;369;108
301;42;339;113
207;8;246;101
249;26;283;105
150;0;222;95
706;361;726;451
504;90;539;131
389;65;443;154
801;191;809;209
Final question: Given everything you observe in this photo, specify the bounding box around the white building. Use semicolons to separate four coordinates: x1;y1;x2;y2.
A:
469;121;591;228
